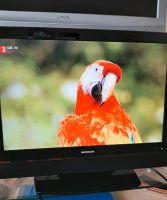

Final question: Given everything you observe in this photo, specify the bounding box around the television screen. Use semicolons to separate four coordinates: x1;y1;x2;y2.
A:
0;28;167;181
0;0;158;17
0;38;166;151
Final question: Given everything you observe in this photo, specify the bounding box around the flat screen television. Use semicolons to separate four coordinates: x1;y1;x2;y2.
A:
0;0;166;32
0;27;167;194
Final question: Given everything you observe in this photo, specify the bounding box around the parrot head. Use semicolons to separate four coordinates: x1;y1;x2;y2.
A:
75;60;122;115
80;60;122;103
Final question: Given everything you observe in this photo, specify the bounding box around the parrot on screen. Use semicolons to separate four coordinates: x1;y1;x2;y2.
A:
58;60;142;147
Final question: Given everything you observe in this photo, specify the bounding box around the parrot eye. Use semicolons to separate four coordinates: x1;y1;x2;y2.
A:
95;67;98;71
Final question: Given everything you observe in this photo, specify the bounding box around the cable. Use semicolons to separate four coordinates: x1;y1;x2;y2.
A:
144;168;167;195
36;192;44;200
151;168;167;183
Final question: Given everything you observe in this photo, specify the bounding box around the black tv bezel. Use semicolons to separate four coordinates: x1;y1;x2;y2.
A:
0;27;167;178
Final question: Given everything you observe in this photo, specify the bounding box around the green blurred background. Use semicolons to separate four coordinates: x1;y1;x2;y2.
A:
0;40;166;150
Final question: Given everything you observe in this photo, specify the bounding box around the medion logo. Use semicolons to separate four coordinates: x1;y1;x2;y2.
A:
81;150;95;154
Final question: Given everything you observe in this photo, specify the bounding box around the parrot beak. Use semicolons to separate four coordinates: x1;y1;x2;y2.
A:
101;73;117;104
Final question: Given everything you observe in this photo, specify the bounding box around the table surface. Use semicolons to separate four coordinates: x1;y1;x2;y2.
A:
0;167;167;199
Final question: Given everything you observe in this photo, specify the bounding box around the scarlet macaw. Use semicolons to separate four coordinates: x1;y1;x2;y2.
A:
58;60;142;147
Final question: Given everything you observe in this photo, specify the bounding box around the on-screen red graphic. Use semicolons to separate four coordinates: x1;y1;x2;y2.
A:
0;46;8;54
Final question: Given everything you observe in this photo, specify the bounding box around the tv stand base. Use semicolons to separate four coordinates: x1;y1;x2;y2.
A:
34;170;140;195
